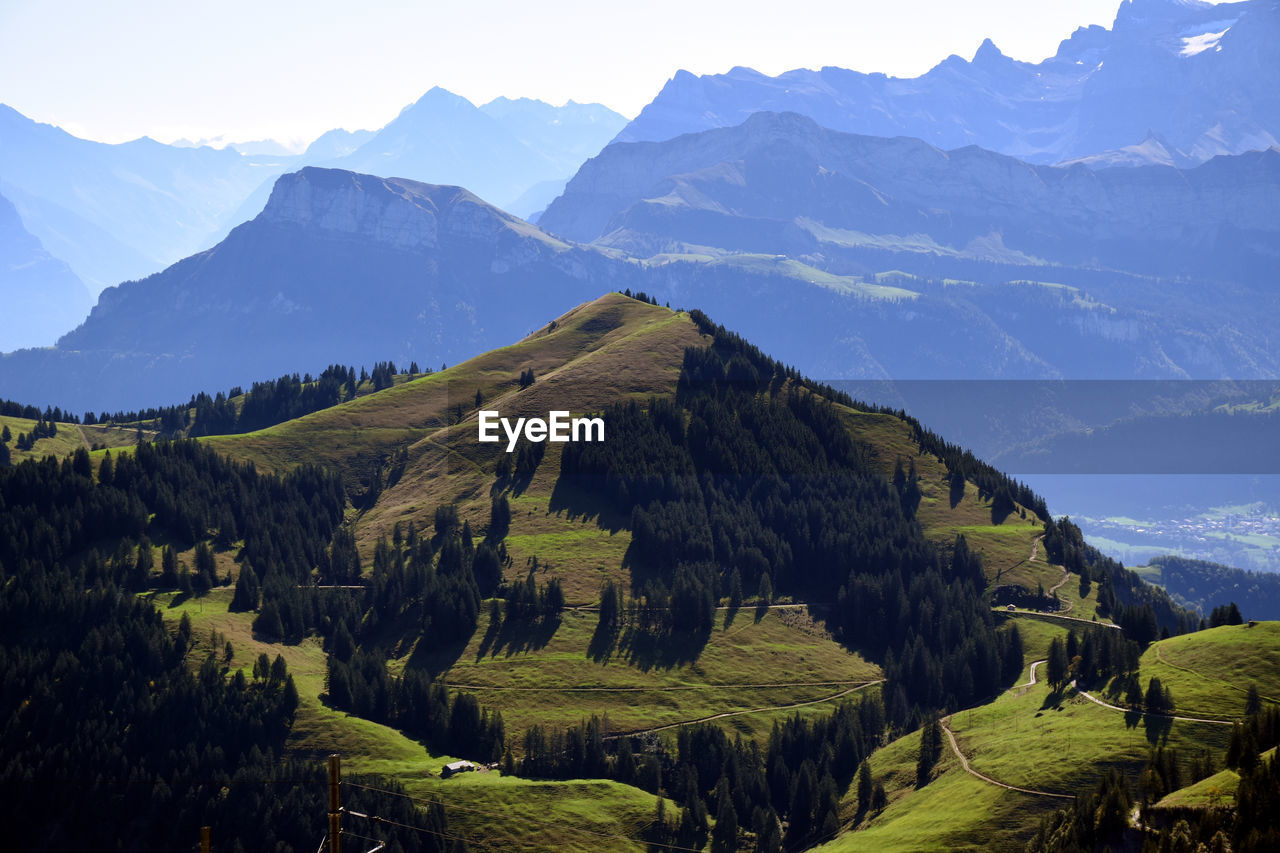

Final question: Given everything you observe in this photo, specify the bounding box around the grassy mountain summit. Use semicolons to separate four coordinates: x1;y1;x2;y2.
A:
3;292;1276;850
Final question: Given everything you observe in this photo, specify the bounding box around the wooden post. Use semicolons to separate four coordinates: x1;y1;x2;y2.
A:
201;826;211;853
328;753;342;853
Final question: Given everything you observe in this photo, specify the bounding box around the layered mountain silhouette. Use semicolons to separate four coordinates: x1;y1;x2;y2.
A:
0;104;280;291
0;93;624;295
0;168;636;411
614;0;1280;165
322;88;626;215
543;110;1280;284
4;153;1277;413
0;192;93;351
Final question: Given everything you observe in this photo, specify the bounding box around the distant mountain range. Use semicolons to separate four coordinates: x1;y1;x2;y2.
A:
3;150;1277;411
543;110;1280;284
614;0;1280;165
0;93;624;296
0;192;93;351
0;104;280;292
320;88;626;216
0;168;633;411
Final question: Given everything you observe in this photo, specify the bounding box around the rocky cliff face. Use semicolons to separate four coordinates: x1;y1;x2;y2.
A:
612;0;1280;165
257;169;442;252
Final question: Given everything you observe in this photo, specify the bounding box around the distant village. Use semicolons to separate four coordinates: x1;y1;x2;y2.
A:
1081;504;1280;574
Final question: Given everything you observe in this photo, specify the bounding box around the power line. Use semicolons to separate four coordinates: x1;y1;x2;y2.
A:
344;780;709;853
342;812;495;851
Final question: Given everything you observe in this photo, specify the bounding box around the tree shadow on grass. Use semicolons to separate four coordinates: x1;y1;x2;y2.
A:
406;631;471;679
588;620;620;663
547;476;629;534
1144;712;1174;745
481;615;561;660
474;609;503;661
617;625;709;672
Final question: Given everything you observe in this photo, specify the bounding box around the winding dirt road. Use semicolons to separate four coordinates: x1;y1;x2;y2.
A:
1070;681;1234;726
939;716;1074;800
1010;660;1046;696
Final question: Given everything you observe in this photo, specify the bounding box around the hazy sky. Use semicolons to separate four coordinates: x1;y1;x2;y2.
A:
0;0;1208;147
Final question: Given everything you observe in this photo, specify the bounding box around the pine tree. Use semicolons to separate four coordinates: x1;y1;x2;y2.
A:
857;760;873;817
1245;683;1262;716
1046;637;1068;691
758;572;773;606
711;776;739;853
230;564;260;611
916;716;944;787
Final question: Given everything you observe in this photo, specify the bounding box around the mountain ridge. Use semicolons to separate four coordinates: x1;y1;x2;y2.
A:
612;0;1280;165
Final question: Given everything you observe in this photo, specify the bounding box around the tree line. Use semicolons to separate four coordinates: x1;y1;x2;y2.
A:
0;442;457;850
515;691;892;852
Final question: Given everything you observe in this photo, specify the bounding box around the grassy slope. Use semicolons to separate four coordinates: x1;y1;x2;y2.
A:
143;293;1160;849
396;603;880;739
1;414;143;463
825;615;1280;848
1137;622;1280;719
818;722;1051;853
159;587;673;852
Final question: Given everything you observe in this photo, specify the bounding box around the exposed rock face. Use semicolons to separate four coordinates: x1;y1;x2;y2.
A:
613;0;1280;165
258;169;442;252
543;111;1280;282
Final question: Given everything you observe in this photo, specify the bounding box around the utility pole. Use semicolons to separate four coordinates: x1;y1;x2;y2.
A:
328;753;343;853
201;826;211;853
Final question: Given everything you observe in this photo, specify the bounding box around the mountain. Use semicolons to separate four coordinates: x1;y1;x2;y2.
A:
0;192;94;351
0;104;295;291
0;90;624;300
326;88;626;210
8;290;1271;851
302;127;377;160
544;111;1280;282
537;110;1280;380
0;167;634;412
8;131;1278;415
613;0;1280;165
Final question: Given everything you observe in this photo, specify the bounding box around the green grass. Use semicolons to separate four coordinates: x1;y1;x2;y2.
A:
154;588;678;851
402;772;675;852
1154;766;1239;810
947;676;1231;797
394;604;880;739
1;414;142;463
130;291;1184;850
819;719;1053;852
1137;622;1280;719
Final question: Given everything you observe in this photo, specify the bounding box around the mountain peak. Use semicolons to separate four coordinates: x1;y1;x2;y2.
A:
973;37;1007;64
259;167;443;251
400;86;477;116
